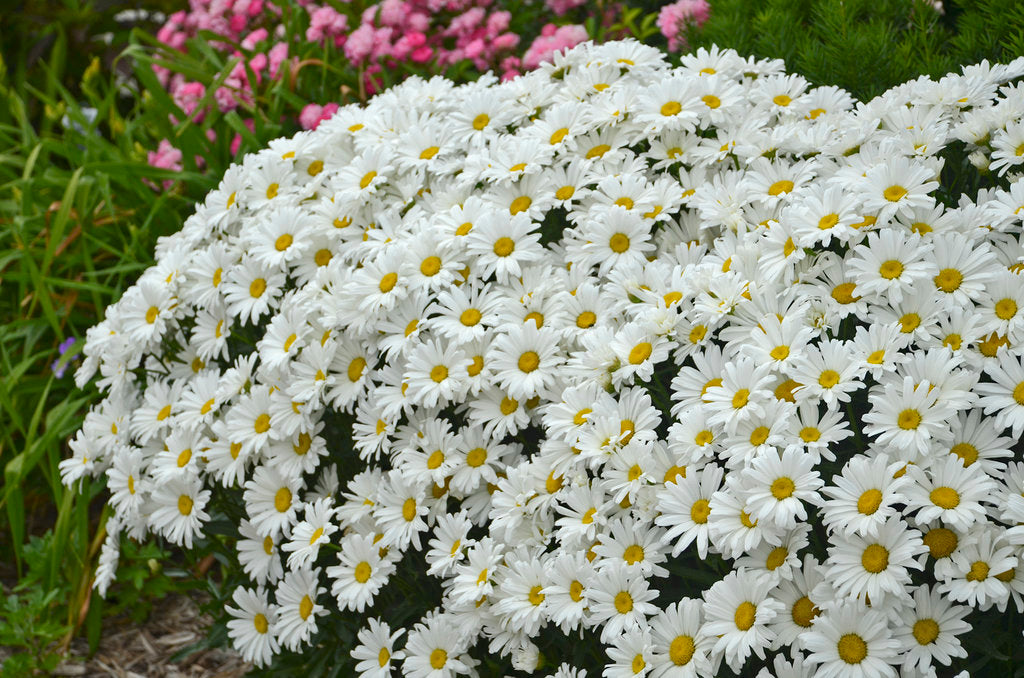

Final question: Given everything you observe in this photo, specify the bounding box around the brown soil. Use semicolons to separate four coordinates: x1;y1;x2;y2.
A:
9;595;251;678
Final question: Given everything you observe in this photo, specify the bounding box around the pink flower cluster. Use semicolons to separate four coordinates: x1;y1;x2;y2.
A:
657;0;711;52
520;22;588;70
143;0;693;183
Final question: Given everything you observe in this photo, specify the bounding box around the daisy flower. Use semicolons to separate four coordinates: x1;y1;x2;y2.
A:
903;455;996;532
802;601;900;678
647;598;715;678
402;612;471;678
489;323;563;400
860;156;939;225
974;353;1024;438
373;469;429;551
588;562;659;644
327;532;396;612
824;517;925;603
274;566;328;651
847;229;935;305
739;446;823;530
820;454;910;538
226;586;280;668
147;473;210;549
893;584;971;674
702;570;782;673
862;376;954;459
351;618;406;678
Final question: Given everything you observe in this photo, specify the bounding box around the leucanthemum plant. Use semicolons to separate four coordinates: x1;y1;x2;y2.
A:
66;39;1024;677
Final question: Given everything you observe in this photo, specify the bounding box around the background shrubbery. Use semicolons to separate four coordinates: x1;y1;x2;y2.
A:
1;0;1023;674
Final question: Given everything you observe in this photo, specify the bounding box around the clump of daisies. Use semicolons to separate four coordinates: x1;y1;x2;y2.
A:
67;38;1024;677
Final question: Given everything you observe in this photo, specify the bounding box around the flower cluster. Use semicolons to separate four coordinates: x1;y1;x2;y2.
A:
657;0;711;53
69;39;1024;677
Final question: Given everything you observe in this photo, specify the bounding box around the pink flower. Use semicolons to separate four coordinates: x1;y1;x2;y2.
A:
146;139;184;190
268;42;289;79
544;0;587;15
241;27;268;49
299;103;324;130
658;0;711;52
522;23;587;69
345;22;376;63
464;38;485;60
411;45;433;63
379;0;406;26
173;81;207;119
306;6;348;46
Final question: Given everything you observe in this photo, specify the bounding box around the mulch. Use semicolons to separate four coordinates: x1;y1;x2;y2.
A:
7;595;251;678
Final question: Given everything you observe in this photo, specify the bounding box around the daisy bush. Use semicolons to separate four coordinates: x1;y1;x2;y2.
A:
65;39;1024;676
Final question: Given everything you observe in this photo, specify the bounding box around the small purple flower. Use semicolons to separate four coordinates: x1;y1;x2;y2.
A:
52;337;77;378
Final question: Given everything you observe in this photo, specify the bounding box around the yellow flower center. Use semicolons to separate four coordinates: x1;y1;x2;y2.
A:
177;495;193;515
966;561;989;582
430;649;448;669
734;601;756;631
275;233;293;252
249;278;266;298
254;413;271;434
430;365;448;383
884;185;907;202
359;171;377;189
766;546;788;570
879;259;903;279
861;544;889;573
897;408;922;430
402;497;417;522
732;388;750;409
348;357;366;382
550;127;569;144
913;618;940;645
799;426;820;443
771;476;795;499
354;561;372;584
274;487;292;512
768;180;794;196
460;308;482;326
253;613;268;634
472;113;489;130
493;237;515;257
614;591;633;614
466;447;487;467
420;256;442;276
791;596;819;627
934;268;963;292
668;635;695;665
510;196;532;215
831;282;859;304
995;298;1018;320
857;489;883;515
576;311;596;328
688;498;711;525
629;342;652;365
818;369;840;388
930;486;960;509
500;396;518;415
379;272;398;292
837;633;867;664
518;351;540;373
702;94;720;109
609;232;630;253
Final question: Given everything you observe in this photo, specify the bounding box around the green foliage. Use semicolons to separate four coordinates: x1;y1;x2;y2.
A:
689;0;1024;100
